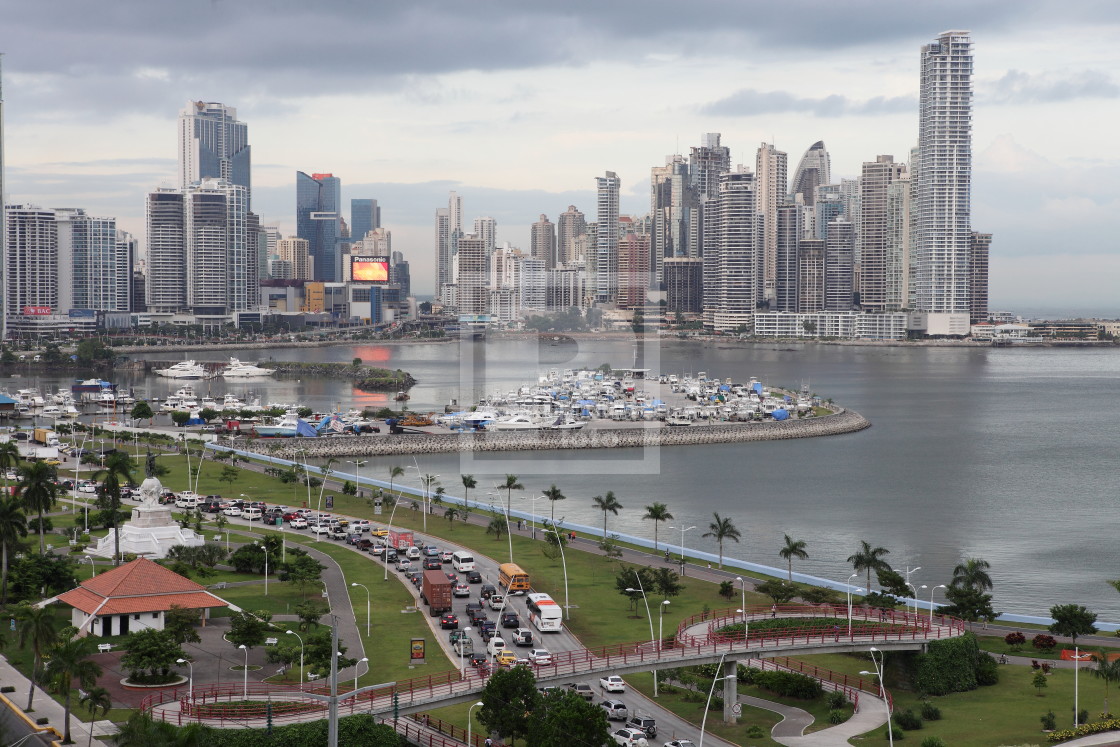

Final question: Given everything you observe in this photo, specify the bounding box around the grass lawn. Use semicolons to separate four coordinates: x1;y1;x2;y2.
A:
977;634;1120;661
203;579;324;617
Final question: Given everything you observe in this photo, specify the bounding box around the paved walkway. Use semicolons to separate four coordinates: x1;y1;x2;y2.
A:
0;651;118;744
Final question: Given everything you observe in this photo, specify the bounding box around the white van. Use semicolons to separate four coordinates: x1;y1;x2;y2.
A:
174;494;200;509
242;507;263;521
452;551;475;572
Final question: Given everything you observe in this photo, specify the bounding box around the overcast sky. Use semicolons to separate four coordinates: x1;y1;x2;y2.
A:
4;1;1119;314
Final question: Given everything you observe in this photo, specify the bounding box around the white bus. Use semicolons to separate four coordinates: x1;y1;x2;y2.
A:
452;550;475;573
526;593;563;633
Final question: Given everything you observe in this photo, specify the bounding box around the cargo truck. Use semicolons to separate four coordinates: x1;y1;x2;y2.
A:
421;569;453;616
32;428;60;447
388;529;414;551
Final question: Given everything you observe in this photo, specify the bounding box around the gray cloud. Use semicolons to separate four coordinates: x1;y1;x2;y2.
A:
701;89;915;118
982;69;1120;104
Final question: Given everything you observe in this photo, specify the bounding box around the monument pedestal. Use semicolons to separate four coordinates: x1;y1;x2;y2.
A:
87;504;205;560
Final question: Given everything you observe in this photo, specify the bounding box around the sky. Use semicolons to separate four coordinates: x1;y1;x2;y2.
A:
3;1;1120;315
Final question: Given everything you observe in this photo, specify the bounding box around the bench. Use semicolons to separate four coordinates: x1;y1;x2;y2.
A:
307;672;321;681
97;643;112;653
265;637;278;646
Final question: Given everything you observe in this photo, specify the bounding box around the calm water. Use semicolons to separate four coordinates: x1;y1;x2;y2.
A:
17;340;1120;619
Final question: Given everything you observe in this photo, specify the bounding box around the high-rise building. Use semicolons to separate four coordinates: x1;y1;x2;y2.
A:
296;172;342;282
798;239;825;312
456;235;488;315
755;143;788;306
595;171;620;302
55;209;128;313
530;214;556;268
276;237;314;280
824;219;855;312
790;141;831;206
970;231;991;323
885;174;911;310
4;205;57;319
664;257;703;314
813;184;845;241
391;250;411;300
474;217;497;254
651;155;694;282
434;207;451;302
350;198;381;242
774;205;802;313
914;30;974;321
146;189;186;313
617;232;651;310
178;101;250;200
258;225;280;281
859;156;906;311
689;133;731;259
0;59;5;338
704;168;763;332
556;205;586;266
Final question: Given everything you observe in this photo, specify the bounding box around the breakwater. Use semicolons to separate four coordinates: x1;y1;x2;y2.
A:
230;408;870;459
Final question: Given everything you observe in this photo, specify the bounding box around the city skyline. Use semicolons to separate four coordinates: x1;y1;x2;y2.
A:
2;2;1119;312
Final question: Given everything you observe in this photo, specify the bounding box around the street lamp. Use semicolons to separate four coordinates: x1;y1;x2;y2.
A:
286;630;305;688
467;701;484;745
354;657;369;693
669;525;697;576
527;495;546;539
655;600;670;698
846;573;860;635
459;626;473;676
541;525;570;620
254;541;269;596
347;459;368;498
904;566;921;618
82;555;96;579
1073;646;1092;727
928;584;947;629
176;658;193;701
735;577;748;643
238;644;249;700
699;654;737;747
351;582;371;637
861;647;893;746
383;487;404;582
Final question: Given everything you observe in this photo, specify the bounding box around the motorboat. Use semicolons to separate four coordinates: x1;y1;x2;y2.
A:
220;358;274;378
545;415;585;431
253;411;304;438
40;405;63;418
488;414;542;431
666;416;693;427
155;360;207;379
59;405;80;419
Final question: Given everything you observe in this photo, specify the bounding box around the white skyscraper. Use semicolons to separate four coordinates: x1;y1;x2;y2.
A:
0;57;6;338
55;209;129;313
595;171;620;302
4;205;57;319
755;143;787;306
178;101;250;200
473;216;497;254
914;30;973;331
704;168;763;332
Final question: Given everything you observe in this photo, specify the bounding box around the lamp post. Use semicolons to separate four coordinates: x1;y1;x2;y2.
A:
82;555;95;579
467;701;484;745
383;488;404;582
347;459;368;498
254;541;269;595
699;653;737;747
1073;646;1092;727
176;658;193;701
928;584;946;629
656;600;670;698
861;646;893;746
459;626;473;676
351;582;371;636
846;573;860;635
354;657;369;693
528;495;546;539
542;525;570;619
286;630;305;688
903;566;921;618
238;644;249;700
669;525;696;576
735;577;748;644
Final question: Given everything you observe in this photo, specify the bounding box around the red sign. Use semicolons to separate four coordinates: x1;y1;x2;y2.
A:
22;306;52;316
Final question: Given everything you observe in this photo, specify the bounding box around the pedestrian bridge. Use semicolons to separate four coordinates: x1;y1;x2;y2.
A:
143;604;964;731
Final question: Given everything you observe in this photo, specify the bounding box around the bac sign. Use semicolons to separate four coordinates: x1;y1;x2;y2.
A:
22;306;51;316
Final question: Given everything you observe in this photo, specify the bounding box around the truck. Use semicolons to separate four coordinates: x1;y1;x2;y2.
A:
33;428;60;447
388;529;414;551
421;569;453;616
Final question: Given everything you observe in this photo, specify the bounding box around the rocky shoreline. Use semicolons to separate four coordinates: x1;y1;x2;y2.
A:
230;408;870;459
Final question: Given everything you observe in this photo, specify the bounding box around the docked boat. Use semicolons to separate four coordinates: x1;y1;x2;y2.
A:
546;415;585;431
40;405;63;418
666;416;693;427
155;360;207;379
253;411;308;438
220;358;274;378
488;414;543;431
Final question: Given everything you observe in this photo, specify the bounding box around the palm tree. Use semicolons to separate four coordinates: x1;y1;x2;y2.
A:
951;557;993;592
592;491;623;539
460;474;477;509
485;517;506;541
642;502;673;552
702;512;741;569
778;534;809;582
542;484;566;524
0;439;21;497
498;473;523;519
47;636;103;744
17;461;59;555
94;452;135;565
1092;649;1120;715
387;465;405;503
0;494;28;604
847;540;892;594
16;602;60;711
80;686;113;747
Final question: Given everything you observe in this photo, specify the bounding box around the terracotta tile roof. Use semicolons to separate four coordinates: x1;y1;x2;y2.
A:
83;557;206;597
58;588;228;615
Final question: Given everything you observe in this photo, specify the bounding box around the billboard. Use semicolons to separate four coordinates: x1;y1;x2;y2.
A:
350;255;390;283
68;309;96;319
22;306;51;316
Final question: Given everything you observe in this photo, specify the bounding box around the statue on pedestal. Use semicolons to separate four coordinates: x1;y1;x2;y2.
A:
139;451;163;508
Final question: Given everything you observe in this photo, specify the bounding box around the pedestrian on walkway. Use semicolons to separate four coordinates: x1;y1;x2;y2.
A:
771;604;777;618
707;562;712;570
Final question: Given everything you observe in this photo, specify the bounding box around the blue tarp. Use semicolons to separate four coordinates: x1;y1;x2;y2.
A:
296;419;318;438
720;384;731;391
772;409;790;421
752;382;763;394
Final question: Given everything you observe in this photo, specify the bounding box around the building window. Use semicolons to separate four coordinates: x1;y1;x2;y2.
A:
152;613;159;619
133;614;140;620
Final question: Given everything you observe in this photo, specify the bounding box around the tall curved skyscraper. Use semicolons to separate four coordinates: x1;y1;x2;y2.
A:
790;141;831;206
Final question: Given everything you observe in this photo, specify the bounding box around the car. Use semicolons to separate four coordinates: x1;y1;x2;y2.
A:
329;526;349;540
423;545;440;557
480;584;498;600
611;728;649;746
449;629;470;644
439;613;459;630
493;649;517;667
440;550;454;563
370;527;389;537
600;700;629;721
487;594;505;610
283;511;302;521
355;538;373;551
223;506;243;517
336;518;350;528
423;557;442;570
567;682;594;701
289;517;308;529
445;572;458;584
501;611;519;628
600;675;626;693
199;502;221;513
465;601;483;616
405;571;423;587
406;546;421;560
467;608;488;625
384;549;398;563
662;741;695;747
626;716;657;739
466;570;482;584
485;637;507;656
478;621;497;640
453;583;471;597
512;628;533;646
469;653;488;668
78;482;98;493
397;559;412;571
351;519;371;532
527;648;552;665
311;524;331;535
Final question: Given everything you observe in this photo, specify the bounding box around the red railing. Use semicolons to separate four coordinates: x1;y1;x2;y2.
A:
386;716;483;746
407;713;506;747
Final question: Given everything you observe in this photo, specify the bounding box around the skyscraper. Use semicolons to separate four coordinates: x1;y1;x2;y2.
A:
556;205;586;266
704;168;763;332
650;154;694;282
595;171;620;302
146;189;186;313
774;204;802;312
350;199;381;243
434;208;451;302
885;174;911;310
859;156;906;311
178;101;250;200
790;141;831;206
914;30;974;325
970;231;991;323
617;232;651;310
296;172;342;282
664;257;703;314
456;235;488;315
798;239;825;312
55;209;128;313
755;142;788;306
530;214;556;268
0;57;5;339
824;219;855;311
4;205;57;319
689;133;731;259
276;237;314;280
474;217;497;254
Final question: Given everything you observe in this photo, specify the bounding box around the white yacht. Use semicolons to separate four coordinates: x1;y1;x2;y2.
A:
155;360;207;379
488;414;542;431
220;358;274;378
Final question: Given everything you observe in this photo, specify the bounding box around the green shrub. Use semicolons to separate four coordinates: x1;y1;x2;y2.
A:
894;709;923;731
827;691;848;709
920;701;942;721
737;664;758;684
752;670;823;699
829;709;850;724
920;737;946;747
0;685;14;693
1040;709;1056;731
909;632;982;695
708;696;724;711
1078;709;1089;725
746;725;765;738
976;652;1000;686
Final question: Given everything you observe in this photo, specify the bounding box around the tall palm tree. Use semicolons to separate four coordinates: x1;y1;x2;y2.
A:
16;602;60;711
847;540;892;594
951;557;994;592
80;686;113;747
592;491;623;539
17;461;59;555
94;451;135;565
0;494;28;604
0;439;22;497
542;484;566;524
1092;649;1120;715
460;474;477;509
642;503;673;552
702;512;741;569
47;636;103;744
778;534;809;582
388;465;405;502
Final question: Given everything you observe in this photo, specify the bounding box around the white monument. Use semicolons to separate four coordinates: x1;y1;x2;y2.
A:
88;453;204;560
